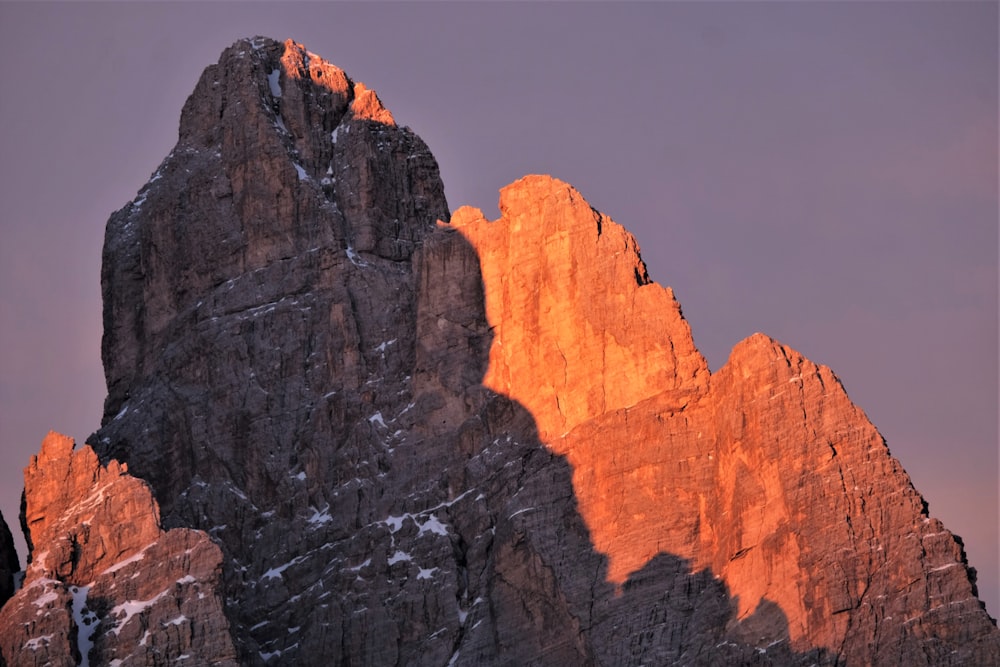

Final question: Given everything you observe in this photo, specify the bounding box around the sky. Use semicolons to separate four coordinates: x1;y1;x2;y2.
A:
0;1;996;618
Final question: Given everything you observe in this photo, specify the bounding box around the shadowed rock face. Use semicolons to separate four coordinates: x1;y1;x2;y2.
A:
1;35;996;665
0;511;17;609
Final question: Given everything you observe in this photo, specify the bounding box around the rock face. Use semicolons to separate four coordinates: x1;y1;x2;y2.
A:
452;178;1000;663
1;36;996;665
0;432;235;665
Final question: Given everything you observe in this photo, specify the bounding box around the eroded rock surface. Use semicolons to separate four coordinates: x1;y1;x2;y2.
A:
2;35;992;666
0;432;235;666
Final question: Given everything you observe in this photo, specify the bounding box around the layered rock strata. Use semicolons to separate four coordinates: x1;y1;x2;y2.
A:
0;432;235;665
0;36;994;666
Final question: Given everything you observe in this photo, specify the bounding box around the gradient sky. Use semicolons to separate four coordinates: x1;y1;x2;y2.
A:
1;2;996;618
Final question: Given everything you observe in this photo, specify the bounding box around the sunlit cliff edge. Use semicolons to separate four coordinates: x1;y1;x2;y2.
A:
0;36;996;666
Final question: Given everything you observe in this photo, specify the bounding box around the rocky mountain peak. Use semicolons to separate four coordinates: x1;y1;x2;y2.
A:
1;36;997;666
453;174;709;442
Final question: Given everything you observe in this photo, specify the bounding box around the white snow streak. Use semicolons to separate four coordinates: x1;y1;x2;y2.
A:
110;588;172;636
307;506;332;525
23;634;54;651
102;543;155;575
387;550;411;565
268;69;282;97
262;555;306;580
71;585;96;666
417;515;448;537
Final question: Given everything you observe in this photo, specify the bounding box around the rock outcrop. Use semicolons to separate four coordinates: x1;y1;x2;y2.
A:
1;36;996;665
0;432;235;665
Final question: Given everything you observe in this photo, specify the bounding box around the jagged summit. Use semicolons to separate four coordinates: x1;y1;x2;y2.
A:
1;36;997;666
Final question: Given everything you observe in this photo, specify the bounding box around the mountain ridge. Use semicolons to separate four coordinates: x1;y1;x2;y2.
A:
0;36;996;666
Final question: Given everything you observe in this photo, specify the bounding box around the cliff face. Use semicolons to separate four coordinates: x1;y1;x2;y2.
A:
453;181;998;662
0;36;996;666
0;432;235;665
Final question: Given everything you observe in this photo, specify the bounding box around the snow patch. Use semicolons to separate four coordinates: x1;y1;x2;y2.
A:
223;482;253;504
71;585;97;666
931;562;961;573
507;506;537;520
348;558;371;572
417;567;438;580
331;126;340;144
110;588;172;636
387;550;411;565
294;163;308;181
346;246;367;267
31;584;59;609
307;506;332;525
368;412;387;429
268;69;282;97
23;634;54;651
417;514;449;537
103;544;155;575
262;555;306;580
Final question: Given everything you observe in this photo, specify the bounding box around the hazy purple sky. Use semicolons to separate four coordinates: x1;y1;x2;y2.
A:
1;2;996;617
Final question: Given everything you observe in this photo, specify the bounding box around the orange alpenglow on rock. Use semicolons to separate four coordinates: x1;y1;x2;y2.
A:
451;174;996;654
0;432;237;666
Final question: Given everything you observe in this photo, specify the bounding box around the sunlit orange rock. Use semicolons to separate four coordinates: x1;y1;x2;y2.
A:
452;175;999;661
451;175;710;442
0;432;236;666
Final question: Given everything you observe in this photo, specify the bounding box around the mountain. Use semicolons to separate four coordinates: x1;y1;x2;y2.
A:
0;36;996;666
